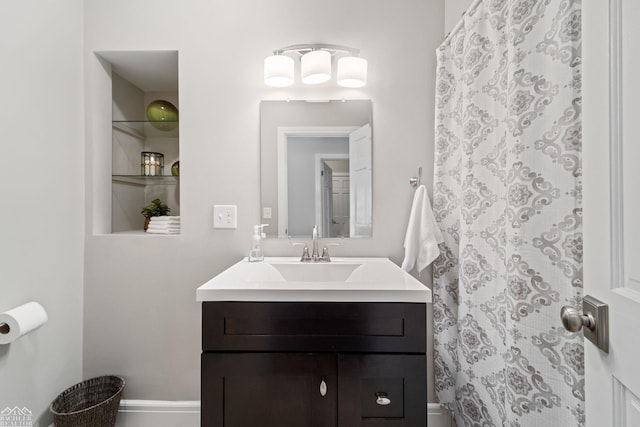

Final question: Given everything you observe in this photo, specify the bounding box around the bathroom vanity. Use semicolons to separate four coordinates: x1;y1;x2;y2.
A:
197;257;430;427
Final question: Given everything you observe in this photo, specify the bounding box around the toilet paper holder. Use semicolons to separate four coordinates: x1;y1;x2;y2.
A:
0;302;48;345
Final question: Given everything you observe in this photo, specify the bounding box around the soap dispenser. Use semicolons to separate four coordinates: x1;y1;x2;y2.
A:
249;224;268;262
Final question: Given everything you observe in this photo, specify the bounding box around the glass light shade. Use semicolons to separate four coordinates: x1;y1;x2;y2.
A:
264;55;294;87
337;57;368;88
301;50;331;84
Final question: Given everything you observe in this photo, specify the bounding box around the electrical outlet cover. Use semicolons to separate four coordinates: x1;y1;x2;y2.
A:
213;205;237;229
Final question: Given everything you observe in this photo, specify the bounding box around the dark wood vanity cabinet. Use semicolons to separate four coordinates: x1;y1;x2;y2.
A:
202;352;337;427
201;302;427;427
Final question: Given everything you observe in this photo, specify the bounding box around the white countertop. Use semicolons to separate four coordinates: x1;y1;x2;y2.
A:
196;257;432;303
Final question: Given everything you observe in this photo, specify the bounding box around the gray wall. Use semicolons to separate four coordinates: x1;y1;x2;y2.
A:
445;0;475;34
0;1;84;425
83;0;445;402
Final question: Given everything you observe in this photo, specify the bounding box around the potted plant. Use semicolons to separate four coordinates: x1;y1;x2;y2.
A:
141;198;170;230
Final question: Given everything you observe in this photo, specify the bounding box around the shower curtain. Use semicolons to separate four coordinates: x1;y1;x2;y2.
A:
432;0;583;426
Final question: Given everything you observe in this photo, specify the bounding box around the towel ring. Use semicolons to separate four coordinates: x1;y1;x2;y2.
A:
410;167;422;188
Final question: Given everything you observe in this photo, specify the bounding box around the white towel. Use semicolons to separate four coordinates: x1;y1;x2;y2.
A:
147;224;181;231
146;228;180;234
151;216;180;221
149;217;180;224
401;185;444;275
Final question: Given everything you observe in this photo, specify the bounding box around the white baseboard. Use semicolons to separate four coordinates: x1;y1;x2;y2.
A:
115;400;200;427
114;400;450;427
428;403;453;427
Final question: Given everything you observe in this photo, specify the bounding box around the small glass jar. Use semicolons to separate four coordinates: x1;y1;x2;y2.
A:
141;152;164;176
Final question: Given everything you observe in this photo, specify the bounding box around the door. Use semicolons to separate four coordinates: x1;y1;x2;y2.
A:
349;124;372;237
583;0;640;425
201;353;336;427
321;161;334;237
332;173;350;237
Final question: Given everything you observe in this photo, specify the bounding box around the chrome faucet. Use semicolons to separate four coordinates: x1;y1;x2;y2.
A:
311;225;319;260
298;225;331;262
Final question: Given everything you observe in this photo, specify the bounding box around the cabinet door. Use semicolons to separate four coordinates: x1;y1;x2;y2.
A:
338;354;426;426
202;353;337;427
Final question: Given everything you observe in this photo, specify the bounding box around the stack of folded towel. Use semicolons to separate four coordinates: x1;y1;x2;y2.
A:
146;216;181;234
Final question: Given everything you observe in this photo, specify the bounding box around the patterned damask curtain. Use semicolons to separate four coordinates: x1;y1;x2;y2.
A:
432;0;583;426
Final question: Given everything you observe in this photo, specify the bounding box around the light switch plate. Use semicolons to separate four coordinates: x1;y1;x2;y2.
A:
213;205;237;229
263;207;272;219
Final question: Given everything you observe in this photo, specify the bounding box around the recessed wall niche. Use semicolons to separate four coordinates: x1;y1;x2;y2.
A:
94;51;179;234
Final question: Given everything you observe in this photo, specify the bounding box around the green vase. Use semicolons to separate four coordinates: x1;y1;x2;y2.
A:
146;100;178;131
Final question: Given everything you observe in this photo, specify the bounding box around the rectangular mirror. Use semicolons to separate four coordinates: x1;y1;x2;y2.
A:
260;100;372;238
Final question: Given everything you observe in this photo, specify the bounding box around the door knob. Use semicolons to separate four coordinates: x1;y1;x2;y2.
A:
560;306;595;332
560;295;609;353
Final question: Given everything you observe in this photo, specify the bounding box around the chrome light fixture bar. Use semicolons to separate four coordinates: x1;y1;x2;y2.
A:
264;44;367;88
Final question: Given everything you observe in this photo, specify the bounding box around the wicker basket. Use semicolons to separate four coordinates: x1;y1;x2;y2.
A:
50;375;125;427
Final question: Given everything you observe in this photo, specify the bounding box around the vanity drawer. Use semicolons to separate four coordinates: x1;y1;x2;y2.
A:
202;302;426;353
338;354;427;426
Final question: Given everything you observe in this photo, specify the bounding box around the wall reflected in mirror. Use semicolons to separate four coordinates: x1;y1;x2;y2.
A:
260;100;372;238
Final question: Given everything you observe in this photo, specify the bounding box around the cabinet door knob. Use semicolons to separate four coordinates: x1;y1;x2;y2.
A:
375;392;391;406
320;378;327;397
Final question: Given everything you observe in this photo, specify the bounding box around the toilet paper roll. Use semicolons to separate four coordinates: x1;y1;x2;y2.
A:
0;302;48;345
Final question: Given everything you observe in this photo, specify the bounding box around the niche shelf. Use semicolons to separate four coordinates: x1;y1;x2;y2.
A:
112;120;179;139
111;175;179;185
96;50;180;234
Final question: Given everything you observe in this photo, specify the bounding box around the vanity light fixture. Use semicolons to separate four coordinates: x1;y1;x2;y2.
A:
264;55;295;87
264;44;367;88
301;50;331;84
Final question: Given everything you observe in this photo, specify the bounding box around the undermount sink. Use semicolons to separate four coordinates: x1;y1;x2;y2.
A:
196;257;432;303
